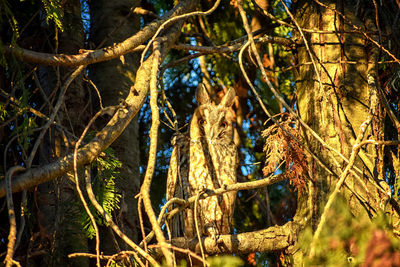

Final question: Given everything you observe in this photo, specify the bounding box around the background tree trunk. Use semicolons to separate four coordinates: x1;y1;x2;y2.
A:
34;0;89;266
89;0;141;254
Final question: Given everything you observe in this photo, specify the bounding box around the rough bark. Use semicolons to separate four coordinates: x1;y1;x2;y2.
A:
292;0;398;263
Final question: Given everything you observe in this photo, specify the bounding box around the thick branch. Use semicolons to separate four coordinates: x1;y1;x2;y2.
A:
154;222;297;257
0;0;199;198
4;1;196;67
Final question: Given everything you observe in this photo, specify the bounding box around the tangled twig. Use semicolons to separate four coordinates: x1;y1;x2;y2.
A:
140;0;222;64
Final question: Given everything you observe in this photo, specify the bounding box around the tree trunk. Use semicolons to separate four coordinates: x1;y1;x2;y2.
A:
292;0;398;263
34;0;89;266
89;0;141;254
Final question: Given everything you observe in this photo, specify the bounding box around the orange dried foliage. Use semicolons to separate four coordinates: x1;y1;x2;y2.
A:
262;114;308;195
230;0;238;9
247;252;256;266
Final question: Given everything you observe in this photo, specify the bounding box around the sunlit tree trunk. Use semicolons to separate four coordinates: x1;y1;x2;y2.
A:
292;0;397;263
89;0;141;254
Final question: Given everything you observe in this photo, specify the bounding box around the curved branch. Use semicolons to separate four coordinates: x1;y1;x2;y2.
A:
4;0;196;67
4;166;25;267
0;0;199;198
140;38;173;265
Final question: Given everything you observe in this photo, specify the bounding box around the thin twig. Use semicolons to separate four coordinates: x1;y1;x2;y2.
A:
140;0;222;64
105;250;144;267
14;190;27;255
313;0;400;65
194;192;207;267
73;108;114;267
26;66;84;167
83;73;104;109
279;0;322;90
254;1;380;35
357;139;400;147
68;252;112;259
84;151;159;266
148;243;209;266
137;196;148;256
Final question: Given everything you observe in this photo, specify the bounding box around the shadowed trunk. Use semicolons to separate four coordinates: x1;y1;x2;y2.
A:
89;0;142;254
